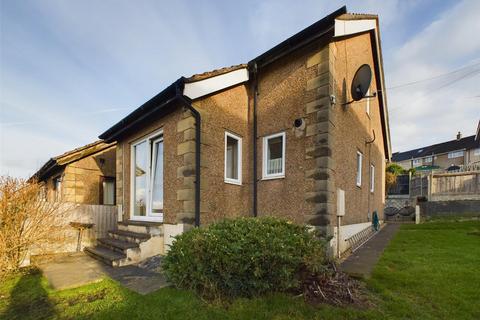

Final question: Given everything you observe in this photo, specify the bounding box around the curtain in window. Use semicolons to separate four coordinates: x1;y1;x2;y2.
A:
267;136;283;175
103;180;115;205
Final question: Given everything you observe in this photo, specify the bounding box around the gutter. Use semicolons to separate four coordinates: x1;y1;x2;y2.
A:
176;81;202;227
252;63;258;217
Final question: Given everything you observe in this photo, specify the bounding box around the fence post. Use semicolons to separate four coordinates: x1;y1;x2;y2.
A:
415;205;420;224
428;172;433;201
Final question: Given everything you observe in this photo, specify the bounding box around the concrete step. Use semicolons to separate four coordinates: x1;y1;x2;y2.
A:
97;238;139;254
84;246;127;267
117;220;163;235
108;229;151;244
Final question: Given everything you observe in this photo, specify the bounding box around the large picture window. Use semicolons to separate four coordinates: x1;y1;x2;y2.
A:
263;132;286;179
131;130;164;221
224;132;242;185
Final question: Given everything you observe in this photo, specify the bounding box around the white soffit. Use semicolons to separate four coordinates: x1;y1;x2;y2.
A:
334;19;376;37
184;68;249;100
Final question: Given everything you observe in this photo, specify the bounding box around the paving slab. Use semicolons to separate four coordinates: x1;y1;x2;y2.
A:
37;253;105;290
340;223;401;279
37;253;169;294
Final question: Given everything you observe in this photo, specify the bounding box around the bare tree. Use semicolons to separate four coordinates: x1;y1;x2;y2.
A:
0;176;71;276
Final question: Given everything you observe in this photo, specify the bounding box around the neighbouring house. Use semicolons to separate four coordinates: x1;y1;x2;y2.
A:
32;140;117;205
23;140;117;261
392;120;480;172
86;6;391;266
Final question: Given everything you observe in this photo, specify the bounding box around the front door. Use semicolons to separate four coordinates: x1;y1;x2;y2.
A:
131;131;164;222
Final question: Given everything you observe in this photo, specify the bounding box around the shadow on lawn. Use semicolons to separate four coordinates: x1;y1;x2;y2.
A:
2;271;56;320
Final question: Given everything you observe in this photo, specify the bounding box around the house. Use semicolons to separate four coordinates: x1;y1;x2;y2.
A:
32;140;117;205
392;121;480;171
86;6;391;266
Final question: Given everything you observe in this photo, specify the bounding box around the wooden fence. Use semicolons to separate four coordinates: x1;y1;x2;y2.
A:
29;203;118;258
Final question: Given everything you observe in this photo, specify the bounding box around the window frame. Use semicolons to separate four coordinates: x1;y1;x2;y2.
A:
424;156;433;163
262;131;286;180
100;176;116;205
412;158;422;166
53;175;62;201
356;151;363;187
474;148;480;156
224;131;242;185
129;129;164;222
370;164;375;193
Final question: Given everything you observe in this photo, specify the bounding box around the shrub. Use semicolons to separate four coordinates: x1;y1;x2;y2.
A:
163;216;329;299
386;163;405;175
0;176;70;276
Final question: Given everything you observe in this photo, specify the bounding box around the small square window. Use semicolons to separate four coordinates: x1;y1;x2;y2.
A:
224;132;242;184
356;151;363;187
263;132;286;179
424;156;432;163
413;158;422;166
474;148;480;156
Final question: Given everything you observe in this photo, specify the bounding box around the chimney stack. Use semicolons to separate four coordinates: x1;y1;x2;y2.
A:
457;131;462;140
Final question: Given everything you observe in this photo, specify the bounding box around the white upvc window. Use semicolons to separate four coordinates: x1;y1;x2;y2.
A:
448;150;464;159
130;129;164;222
370;164;375;193
413;158;422;166
356;151;363;187
474;148;480;156
263;132;286;179
424;156;433;163
224;132;242;185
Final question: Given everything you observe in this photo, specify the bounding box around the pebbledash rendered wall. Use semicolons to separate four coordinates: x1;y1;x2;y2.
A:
115;32;387;253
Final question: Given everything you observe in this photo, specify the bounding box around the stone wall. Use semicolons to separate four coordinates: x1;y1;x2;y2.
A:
303;44;336;236
419;200;480;219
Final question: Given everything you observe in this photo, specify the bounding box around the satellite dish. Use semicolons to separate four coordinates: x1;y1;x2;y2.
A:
351;64;372;101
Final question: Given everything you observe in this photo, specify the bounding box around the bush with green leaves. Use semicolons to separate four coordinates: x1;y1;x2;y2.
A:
163;216;329;299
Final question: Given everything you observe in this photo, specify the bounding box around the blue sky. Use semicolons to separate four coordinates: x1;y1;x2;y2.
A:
1;0;479;178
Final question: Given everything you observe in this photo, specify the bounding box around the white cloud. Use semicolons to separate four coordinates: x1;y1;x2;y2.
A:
2;0;479;178
388;0;480;152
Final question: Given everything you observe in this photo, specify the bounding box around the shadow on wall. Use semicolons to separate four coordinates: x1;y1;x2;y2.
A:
2;269;56;320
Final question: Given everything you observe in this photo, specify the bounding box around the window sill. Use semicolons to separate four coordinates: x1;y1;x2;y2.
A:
224;179;242;186
261;175;285;181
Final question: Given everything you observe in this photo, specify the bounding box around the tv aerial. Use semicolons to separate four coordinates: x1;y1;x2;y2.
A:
343;64;376;105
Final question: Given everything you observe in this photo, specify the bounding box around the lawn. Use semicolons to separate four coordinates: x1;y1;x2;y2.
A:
1;220;479;320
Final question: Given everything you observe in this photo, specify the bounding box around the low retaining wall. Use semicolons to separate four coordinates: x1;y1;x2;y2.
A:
419;200;480;219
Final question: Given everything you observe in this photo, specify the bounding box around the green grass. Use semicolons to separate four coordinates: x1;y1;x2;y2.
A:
1;221;479;320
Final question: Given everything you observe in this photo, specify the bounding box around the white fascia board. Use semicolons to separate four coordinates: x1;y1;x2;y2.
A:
184;68;249;100
334;19;376;37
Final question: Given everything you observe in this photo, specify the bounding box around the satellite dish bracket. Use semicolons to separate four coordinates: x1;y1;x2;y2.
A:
341;91;377;106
